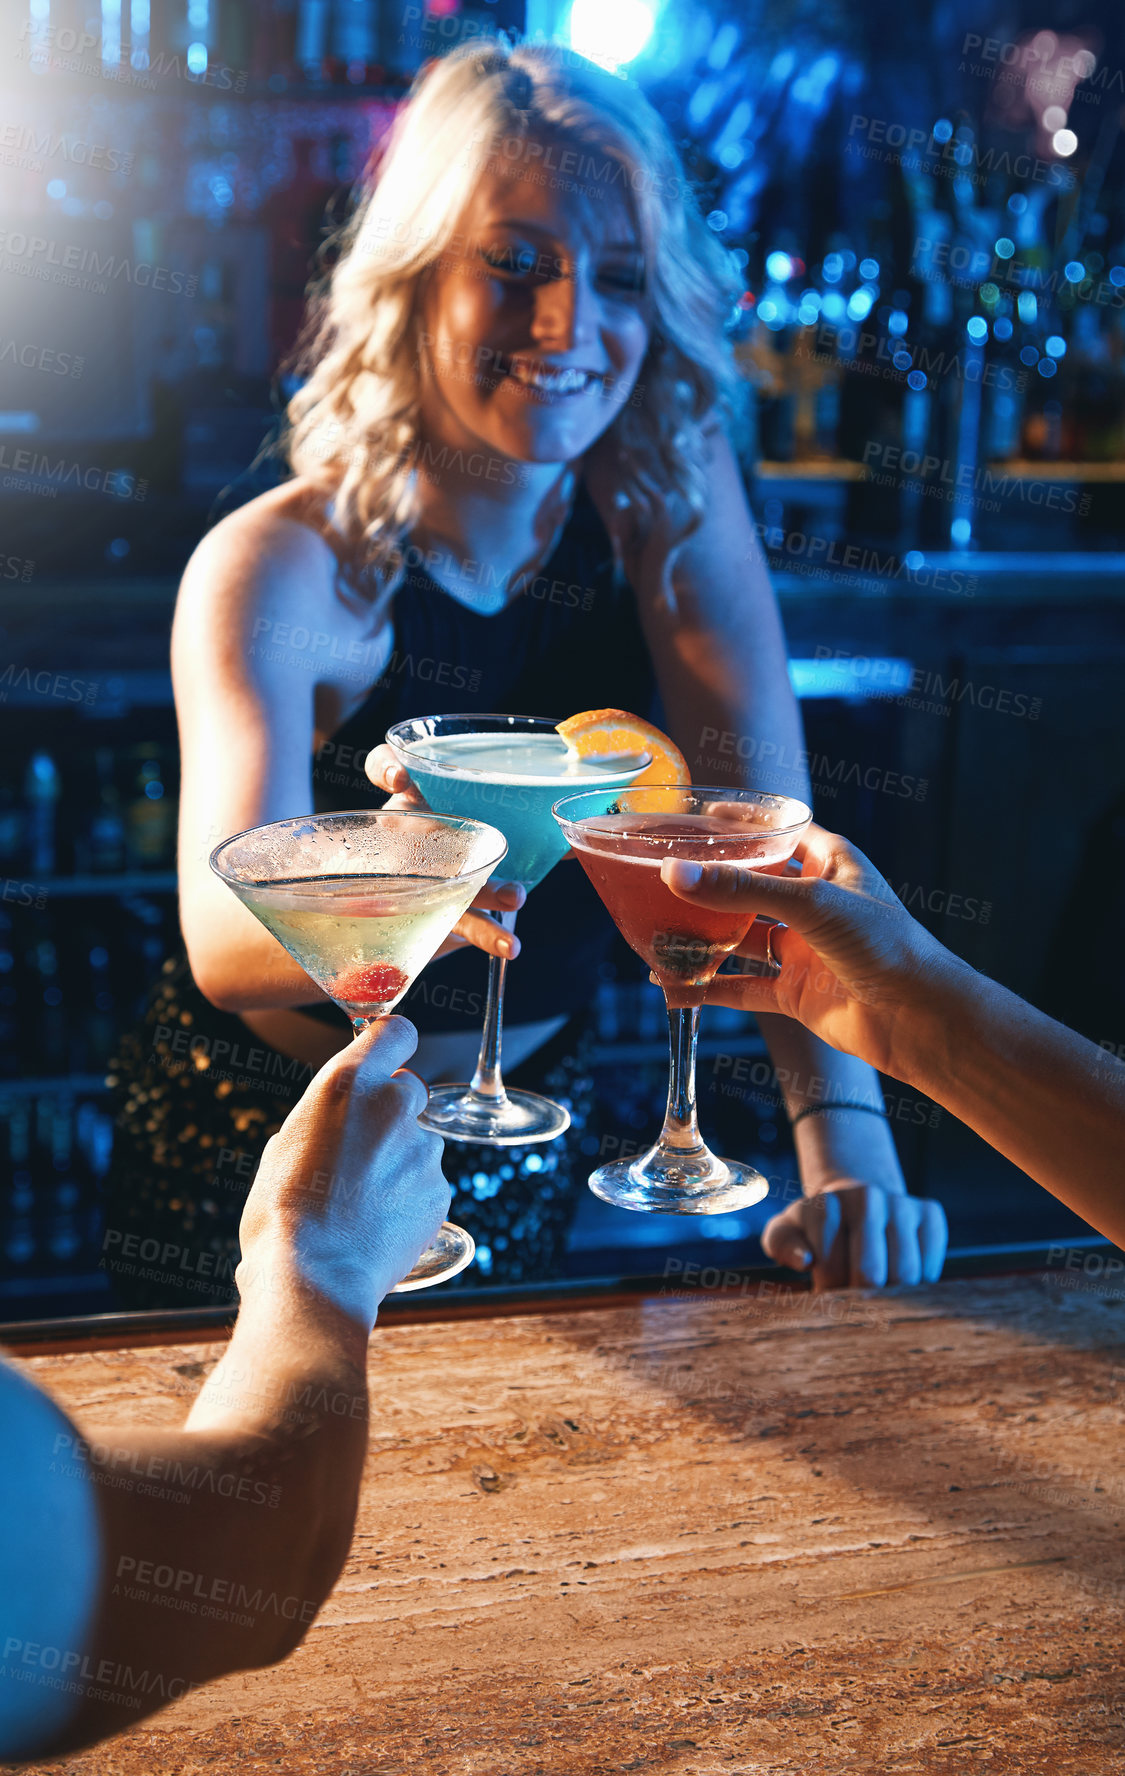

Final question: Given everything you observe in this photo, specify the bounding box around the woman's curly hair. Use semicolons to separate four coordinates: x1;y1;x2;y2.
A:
284;39;747;593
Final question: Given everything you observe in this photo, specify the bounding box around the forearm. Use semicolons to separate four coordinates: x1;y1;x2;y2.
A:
52;1287;369;1751
657;640;806;793
193;941;334;1014
181;888;334;1014
640;548;806;794
900;964;1125;1243
757;1013;906;1193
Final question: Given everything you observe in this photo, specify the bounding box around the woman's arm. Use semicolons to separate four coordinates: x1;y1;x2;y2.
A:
620;426;805;793
589;425;943;1283
664;829;1125;1246
173;496;352;1012
174;493;522;1013
3;1019;450;1757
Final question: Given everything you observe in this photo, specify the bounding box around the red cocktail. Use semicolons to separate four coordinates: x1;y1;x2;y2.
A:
553;787;811;1215
569;813;794;1009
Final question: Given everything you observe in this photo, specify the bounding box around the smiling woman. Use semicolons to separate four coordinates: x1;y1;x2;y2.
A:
285;41;744;594
103;39;946;1310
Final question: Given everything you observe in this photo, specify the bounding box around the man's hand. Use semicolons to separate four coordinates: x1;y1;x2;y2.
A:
364;743;525;961
237;1015;450;1328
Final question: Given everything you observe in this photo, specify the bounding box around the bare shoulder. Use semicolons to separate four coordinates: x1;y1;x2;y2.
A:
176;480;341;641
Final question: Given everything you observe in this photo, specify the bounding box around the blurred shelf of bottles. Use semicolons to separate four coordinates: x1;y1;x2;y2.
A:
0;1088;114;1302
643;27;1125;554
0;731;180;1084
0;714;181;1299
7;3;1123;577
12;0;497;103
728;217;1125;551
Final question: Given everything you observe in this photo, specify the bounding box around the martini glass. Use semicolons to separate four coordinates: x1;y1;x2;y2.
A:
553;785;812;1214
210;809;507;1289
386;715;650;1145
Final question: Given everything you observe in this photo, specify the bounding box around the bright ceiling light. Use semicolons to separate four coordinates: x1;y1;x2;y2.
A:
567;0;656;69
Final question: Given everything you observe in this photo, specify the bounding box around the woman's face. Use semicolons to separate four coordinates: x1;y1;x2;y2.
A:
419;140;651;467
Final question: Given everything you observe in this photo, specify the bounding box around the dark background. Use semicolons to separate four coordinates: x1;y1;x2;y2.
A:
1;0;1123;1315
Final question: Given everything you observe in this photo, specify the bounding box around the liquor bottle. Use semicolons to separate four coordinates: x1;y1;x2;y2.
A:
25;753;59;878
3;1092;37;1264
0;781;27;877
0;908;18;1073
26;908;67;1073
44;1094;82;1264
81;920;117;1072
125;744;176;869
86;748;127;874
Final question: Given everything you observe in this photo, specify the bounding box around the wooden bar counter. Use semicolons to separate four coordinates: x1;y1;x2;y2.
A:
8;1273;1125;1774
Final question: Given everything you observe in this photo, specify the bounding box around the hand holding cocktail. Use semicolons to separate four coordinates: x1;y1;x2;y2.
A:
661;822;958;1078
662;820;1125;1283
211;808;508;1287
237;1016;451;1324
654;821;951;1283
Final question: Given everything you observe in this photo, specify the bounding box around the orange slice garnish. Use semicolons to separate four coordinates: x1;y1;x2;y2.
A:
556;708;691;810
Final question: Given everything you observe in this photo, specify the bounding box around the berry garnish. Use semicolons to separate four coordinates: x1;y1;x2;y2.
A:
332;961;409;1006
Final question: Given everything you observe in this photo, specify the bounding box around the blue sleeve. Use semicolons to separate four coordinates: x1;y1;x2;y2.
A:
0;1358;102;1759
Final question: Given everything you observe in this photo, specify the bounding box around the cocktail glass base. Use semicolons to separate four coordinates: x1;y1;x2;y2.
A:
420;1085;571;1147
390;1221;477;1291
587;1154;770;1215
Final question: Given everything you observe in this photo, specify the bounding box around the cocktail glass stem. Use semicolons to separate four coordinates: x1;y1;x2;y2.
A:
468;910;515;1107
585;990;768;1213
627;999;721;1186
417;904;570;1145
652;1002;708;1168
352;1016;476;1292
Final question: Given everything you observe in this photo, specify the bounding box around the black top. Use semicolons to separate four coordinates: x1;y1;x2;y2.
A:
310;479;659;1033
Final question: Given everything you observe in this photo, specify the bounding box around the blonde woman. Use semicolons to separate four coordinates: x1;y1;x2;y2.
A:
105;41;945;1306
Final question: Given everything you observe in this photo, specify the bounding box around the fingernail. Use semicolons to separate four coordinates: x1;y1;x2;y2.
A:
792;1246;813;1269
498;937;515;957
667;859;702;890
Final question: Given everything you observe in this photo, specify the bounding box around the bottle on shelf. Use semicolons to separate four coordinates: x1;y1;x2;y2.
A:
25;753;59;878
125;744;177;870
82;748;127;875
0;780;27;878
0;1086;115;1284
25;908;68;1073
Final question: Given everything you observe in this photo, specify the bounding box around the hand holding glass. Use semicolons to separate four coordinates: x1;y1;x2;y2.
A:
210;809;507;1288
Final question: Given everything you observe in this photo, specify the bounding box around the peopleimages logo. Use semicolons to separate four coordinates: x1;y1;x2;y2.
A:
0;665;96;704
912;236;1125;310
0;123;134;175
0;231;196;296
859;441;1087;516
0;336;84;378
16;22;249;92
0;446;145;501
846;113;1075;190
